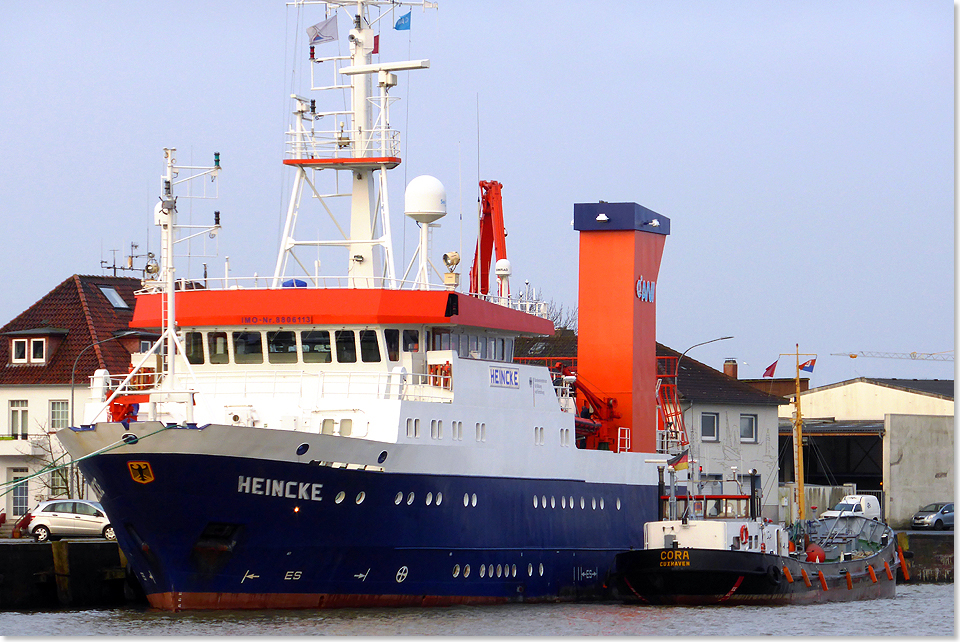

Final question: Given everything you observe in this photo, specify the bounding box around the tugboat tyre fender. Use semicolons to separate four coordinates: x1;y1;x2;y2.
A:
766;565;781;586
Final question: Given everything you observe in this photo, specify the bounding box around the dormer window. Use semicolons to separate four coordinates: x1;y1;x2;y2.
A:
10;337;48;364
12;339;27;363
31;338;45;362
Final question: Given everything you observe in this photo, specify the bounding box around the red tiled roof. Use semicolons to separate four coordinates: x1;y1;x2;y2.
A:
0;275;142;385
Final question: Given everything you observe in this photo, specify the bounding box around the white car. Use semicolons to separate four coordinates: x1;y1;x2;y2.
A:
18;499;116;542
819;494;881;521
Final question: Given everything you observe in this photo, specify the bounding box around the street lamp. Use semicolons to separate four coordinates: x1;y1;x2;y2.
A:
68;330;137;496
675;335;732;519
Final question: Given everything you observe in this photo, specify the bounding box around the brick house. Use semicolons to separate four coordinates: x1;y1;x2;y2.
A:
0;275;147;521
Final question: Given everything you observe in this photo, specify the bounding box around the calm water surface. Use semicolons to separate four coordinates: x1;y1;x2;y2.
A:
1;583;953;636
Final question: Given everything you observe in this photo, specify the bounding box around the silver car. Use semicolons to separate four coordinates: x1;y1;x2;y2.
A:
911;502;954;531
19;499;116;542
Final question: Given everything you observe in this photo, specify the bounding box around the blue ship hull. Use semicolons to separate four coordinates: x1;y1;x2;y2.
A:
79;450;656;609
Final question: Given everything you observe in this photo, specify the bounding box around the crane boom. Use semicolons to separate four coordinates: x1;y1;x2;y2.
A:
832;351;954;361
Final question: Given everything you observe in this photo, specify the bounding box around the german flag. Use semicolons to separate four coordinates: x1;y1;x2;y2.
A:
667;449;689;471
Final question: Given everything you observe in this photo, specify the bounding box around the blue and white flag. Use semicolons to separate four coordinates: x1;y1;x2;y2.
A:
307;14;338;45
395;11;411;30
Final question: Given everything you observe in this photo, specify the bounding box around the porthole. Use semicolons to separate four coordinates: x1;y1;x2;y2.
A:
436;492;443;505
335;491;346;504
511;564;517;577
296;443;309;456
592;498;597;510
464;493;470;507
561;496;566;509
528;563;533;577
569;496;574;508
541;495;547;508
539;563;544;577
550;496;556;509
464;564;471;578
394;492;403;505
533;495;539;508
580;497;585;509
480;564;486;578
488;564;494;577
617;498;622;510
471;493;477;507
355;491;366;504
496;565;502;578
453;564;460;578
600;497;605;510
407;492;415;505
426;492;433;506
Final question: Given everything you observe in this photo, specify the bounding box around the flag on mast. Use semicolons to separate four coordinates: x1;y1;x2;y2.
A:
762;360;778;378
667;449;689;471
395;11;411;30
307;15;338;45
800;358;816;373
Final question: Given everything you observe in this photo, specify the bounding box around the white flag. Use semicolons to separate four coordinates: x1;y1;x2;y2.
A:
307;14;337;45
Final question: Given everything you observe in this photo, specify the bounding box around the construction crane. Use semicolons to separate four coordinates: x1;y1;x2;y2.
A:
832;351;954;362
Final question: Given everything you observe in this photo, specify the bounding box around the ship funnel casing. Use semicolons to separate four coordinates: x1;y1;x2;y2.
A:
404;175;447;224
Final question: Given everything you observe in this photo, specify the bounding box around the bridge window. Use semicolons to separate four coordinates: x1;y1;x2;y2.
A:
402;330;419;352
267;331;298;363
185;332;204;364
208;332;229;364
335;331;357;363
301;330;331;363
384;329;400;361
232;331;263;364
359;330;381;362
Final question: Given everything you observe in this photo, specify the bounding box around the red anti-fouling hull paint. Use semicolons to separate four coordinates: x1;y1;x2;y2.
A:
150;591;510;611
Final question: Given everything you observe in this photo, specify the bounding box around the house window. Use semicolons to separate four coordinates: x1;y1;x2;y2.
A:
50;400;69;430
31;339;45;362
11;468;29;516
701;412;719;442
740;414;758;443
11;339;27;363
50;468;68;496
10;401;28;439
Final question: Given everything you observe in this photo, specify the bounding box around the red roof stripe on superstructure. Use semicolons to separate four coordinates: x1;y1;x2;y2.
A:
130;288;554;336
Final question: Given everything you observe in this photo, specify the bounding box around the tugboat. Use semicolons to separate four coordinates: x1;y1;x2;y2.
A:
57;0;677;610
614;349;908;605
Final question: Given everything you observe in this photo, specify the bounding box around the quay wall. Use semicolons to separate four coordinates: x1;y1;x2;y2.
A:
897;531;954;583
0;540;143;609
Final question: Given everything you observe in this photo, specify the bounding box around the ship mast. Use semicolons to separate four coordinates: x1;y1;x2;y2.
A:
273;0;436;289
792;344;806;521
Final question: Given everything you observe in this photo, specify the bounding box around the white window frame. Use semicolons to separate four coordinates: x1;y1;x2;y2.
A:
50;400;70;430
10;400;28;439
11;339;28;363
740;413;758;443
30;338;46;363
700;412;720;442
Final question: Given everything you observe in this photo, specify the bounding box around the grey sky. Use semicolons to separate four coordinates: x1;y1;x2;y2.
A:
0;1;953;385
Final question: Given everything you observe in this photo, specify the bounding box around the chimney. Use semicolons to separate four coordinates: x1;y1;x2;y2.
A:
724;358;738;379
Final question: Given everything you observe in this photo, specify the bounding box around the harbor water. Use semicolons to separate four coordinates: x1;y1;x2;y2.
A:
1;583;952;636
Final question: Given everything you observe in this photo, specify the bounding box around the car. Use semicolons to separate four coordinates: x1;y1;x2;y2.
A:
911;502;954;531
17;499;116;542
819;494;882;521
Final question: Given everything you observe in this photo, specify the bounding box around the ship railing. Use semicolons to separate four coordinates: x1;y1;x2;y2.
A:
285;126;400;160
102;368;454;404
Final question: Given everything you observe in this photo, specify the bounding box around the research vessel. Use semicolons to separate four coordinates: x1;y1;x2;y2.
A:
58;0;678;610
